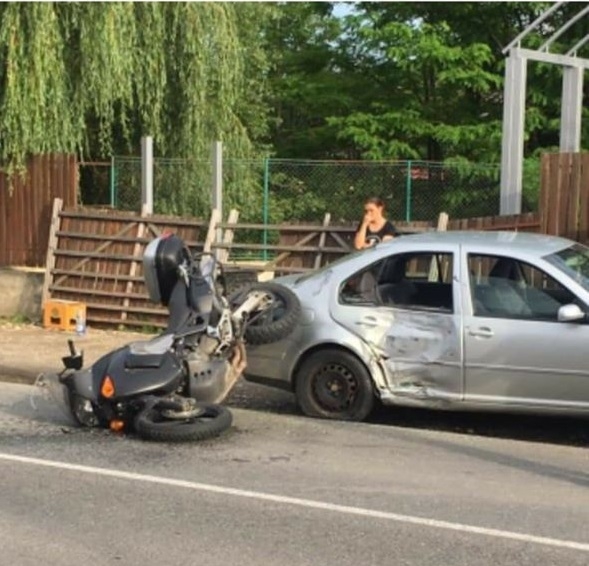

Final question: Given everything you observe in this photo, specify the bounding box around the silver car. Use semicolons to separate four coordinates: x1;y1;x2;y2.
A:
243;231;589;421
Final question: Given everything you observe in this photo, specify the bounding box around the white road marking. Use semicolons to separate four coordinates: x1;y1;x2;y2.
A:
0;452;587;552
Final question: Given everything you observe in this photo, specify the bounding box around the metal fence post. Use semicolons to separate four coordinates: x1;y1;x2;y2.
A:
405;160;412;222
262;157;270;261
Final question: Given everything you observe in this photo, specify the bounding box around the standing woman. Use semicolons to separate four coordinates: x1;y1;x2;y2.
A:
354;197;398;250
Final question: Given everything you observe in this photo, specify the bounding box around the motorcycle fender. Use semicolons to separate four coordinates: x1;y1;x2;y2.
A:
64;368;97;402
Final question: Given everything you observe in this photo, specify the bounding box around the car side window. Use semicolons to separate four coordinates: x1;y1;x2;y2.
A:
339;260;385;305
468;254;580;321
340;251;454;313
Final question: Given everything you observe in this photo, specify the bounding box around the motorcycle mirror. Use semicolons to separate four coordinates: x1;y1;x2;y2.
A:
62;352;84;371
63;340;84;370
67;339;77;356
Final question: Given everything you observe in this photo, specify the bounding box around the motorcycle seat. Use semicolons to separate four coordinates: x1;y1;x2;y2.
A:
125;353;165;369
125;334;174;369
128;334;174;356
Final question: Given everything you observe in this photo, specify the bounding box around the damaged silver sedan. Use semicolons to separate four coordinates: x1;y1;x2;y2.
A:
244;231;589;421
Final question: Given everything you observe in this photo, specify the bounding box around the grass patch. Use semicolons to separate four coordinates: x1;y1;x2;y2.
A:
0;314;33;326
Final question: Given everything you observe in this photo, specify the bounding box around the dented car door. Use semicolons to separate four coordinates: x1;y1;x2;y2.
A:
332;246;463;402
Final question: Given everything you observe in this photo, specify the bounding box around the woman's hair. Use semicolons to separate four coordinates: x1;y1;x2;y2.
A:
364;196;385;211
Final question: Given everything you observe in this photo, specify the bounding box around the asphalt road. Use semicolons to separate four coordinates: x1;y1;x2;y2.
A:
0;381;588;566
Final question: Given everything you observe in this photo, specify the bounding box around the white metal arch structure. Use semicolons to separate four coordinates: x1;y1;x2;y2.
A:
500;1;589;215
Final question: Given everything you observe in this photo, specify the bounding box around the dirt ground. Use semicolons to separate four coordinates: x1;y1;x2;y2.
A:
0;321;298;413
0;322;149;383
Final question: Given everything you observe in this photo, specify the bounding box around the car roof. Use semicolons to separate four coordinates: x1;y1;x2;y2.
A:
387;230;575;256
284;230;579;288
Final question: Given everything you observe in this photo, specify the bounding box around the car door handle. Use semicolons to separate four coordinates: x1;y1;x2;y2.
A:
357;316;378;328
469;326;494;338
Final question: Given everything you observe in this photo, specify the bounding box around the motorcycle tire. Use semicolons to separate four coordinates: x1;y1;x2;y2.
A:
221;270;259;296
230;282;301;345
134;403;233;443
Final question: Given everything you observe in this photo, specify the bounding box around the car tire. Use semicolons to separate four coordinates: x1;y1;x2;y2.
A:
294;349;375;422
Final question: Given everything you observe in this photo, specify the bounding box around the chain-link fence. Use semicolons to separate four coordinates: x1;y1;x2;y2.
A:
264;159;502;224
77;155;543;264
111;156;264;222
78;161;112;206
113;156;213;215
106;156;533;224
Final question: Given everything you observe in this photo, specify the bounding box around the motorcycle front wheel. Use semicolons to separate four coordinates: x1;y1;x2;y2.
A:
230;282;301;345
134;403;233;442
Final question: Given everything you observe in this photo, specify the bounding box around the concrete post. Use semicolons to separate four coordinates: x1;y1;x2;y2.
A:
500;52;528;215
212;141;223;243
560;65;584;152
141;136;154;215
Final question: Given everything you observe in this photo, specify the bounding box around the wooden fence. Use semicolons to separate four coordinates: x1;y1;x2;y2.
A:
38;151;589;328
0;154;78;267
212;216;444;273
42;206;544;329
4;151;585;271
43;206;451;327
446;211;541;232
540;152;589;242
209;212;542;275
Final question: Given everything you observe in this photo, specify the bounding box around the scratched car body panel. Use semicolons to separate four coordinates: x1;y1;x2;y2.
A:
244;231;589;421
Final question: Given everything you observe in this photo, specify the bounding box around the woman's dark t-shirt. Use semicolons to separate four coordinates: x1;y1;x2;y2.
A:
356;220;398;246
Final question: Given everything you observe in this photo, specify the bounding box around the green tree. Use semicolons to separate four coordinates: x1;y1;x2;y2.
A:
264;2;368;158
330;2;589;162
266;2;589;162
330;16;503;162
0;2;273;173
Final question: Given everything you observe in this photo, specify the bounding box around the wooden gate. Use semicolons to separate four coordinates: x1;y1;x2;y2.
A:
44;204;208;329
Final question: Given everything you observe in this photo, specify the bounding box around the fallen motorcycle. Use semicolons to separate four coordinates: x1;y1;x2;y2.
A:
36;232;301;442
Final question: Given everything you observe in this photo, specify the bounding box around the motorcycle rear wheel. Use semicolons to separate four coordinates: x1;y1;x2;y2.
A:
134;402;232;442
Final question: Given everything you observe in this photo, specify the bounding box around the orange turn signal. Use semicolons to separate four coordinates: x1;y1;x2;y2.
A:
101;375;116;398
109;420;125;432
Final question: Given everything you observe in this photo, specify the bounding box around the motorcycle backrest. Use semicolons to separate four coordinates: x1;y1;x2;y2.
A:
143;234;189;305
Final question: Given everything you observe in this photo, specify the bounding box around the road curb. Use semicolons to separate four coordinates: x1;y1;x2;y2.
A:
0;365;42;386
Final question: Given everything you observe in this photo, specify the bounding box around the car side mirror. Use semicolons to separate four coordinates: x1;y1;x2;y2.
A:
557;304;586;323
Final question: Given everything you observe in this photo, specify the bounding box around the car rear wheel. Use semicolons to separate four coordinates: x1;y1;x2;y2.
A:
294;349;375;422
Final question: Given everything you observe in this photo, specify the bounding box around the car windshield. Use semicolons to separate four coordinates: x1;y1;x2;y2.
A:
544;243;589;292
